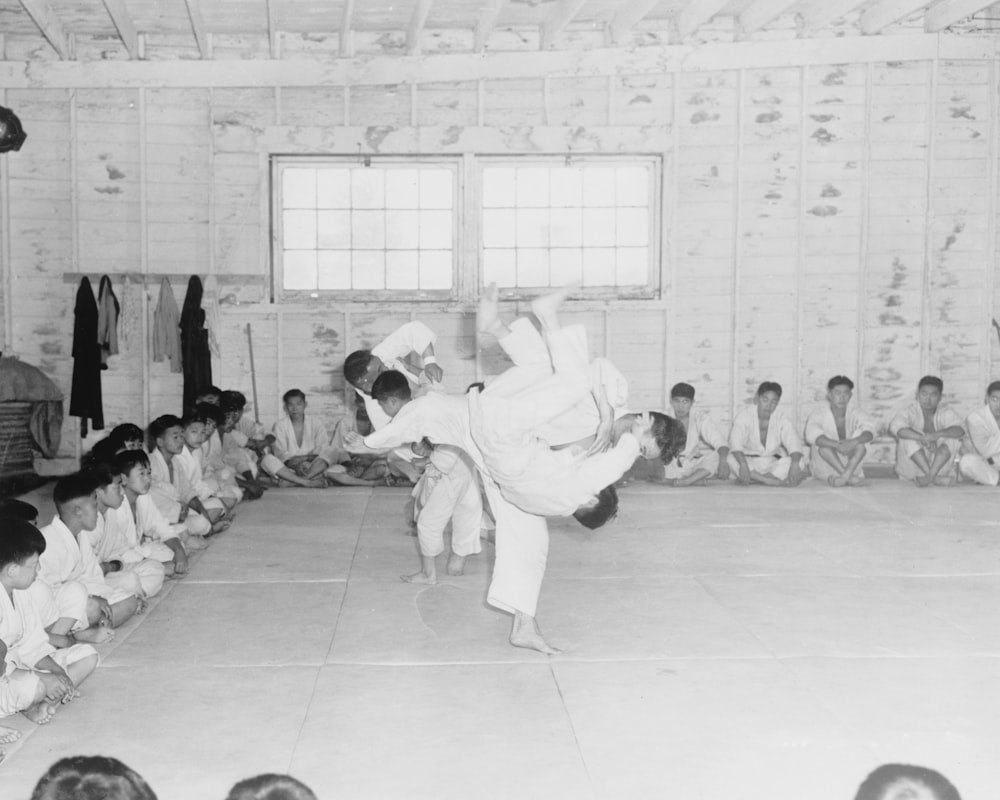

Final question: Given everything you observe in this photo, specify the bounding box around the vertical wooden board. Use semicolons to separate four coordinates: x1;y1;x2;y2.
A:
615;73;671;127
415;81;477;127
348;85;411;127
212;89;275;153
482;80;546;127
278;87;346;127
547;76;607;127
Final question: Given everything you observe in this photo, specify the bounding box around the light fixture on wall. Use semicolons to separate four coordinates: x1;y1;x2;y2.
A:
0;106;27;153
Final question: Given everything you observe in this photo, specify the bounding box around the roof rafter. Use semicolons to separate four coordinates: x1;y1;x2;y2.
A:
796;0;868;35
924;0;996;31
340;0;355;57
182;0;209;58
540;0;587;50
739;0;801;36
609;0;660;43
859;0;933;34
674;0;731;40
18;0;70;59
407;0;435;55
475;0;507;52
101;0;139;58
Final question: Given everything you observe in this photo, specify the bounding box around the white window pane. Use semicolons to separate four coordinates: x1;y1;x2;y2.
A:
516;167;550;208
616;167;649;206
582;248;616;286
483;249;516;287
386;251;419;289
420;170;452;209
386;169;420;208
283;210;316;249
352;210;385;249
317;210;351;249
283;169;316;208
317;251;352;290
352;251;385;289
352;169;385;208
419;251;452;290
517;249;549;287
316;170;351;208
483;167;516;208
617;208;649;246
483;209;516;248
516;208;548;248
419;210;452;250
583;168;616;207
386;209;419;249
550;208;582;247
550;167;583;207
283;251;317;290
551;249;583;286
616;248;648;285
582;208;616;247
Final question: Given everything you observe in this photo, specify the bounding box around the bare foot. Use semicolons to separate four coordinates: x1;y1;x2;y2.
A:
828;475;848;487
530;285;576;332
400;571;437;585
446;554;467;576
208;519;231;535
0;726;22;744
477;282;502;334
184;535;210;551
915;475;932;488
510;612;561;654
848;474;867;487
933;473;957;487
23;702;56;725
74;625;115;644
163;561;176;577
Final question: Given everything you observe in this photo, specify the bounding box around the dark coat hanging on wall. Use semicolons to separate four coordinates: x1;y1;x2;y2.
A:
69;276;104;435
180;275;212;413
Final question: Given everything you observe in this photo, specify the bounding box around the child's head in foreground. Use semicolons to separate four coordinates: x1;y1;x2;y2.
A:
29;755;158;800
0;513;46;591
52;472;101;531
115;449;152;497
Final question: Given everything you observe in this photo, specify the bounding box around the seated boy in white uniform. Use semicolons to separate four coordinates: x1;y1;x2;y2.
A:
804;375;877;487
175;411;236;528
28;474;140;646
195;403;245;504
261;389;341;483
663;382;730;486
147;415;216;542
888;375;965;487
958;380;1000;487
728;381;808;487
0;515;99;731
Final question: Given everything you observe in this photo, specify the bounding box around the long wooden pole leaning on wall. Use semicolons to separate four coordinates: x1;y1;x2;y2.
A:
665;70;680;410
795;65;807;422
730;68;746;417
858;62;873;403
70;89;81;462
140;87;151;426
986;58;999;381
920;59;938;376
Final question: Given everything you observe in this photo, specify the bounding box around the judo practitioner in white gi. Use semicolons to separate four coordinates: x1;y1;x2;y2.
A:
728;381;808;487
0;515;99;733
958;380;1000;486
663;382;730;485
888;375;965;487
804;375;877;487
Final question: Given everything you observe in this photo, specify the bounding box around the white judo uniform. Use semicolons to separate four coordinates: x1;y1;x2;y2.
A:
174;447;226;514
261;415;339;477
664;410;727;480
148;449;211;536
727;405;806;480
201;431;243;502
888;402;963;481
959;405;1000;486
93;502;168;598
411;445;483;560
0;587;97;717
803;403;878;481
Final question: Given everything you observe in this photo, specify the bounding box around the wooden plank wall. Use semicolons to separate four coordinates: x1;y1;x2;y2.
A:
0;45;998;463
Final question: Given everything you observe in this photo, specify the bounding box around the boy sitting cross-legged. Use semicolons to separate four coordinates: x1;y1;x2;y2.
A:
0;514;99;730
114;449;191;577
175;411;236;529
147;415;218;542
195;403;246;504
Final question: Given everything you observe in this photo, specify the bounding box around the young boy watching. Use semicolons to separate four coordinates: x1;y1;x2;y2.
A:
147;415;215;543
196;403;247;503
115;449;191;577
176;411;235;526
0;514;99;729
266;389;339;483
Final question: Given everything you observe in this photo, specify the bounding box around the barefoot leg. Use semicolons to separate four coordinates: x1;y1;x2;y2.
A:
0;726;21;745
401;555;438;585
446;553;467;576
477;283;509;337
530;285;576;333
23;702;56;725
509;611;561;655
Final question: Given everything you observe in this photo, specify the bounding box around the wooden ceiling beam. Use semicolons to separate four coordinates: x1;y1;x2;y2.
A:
796;0;868;35
609;0;660;43
859;0;932;33
540;0;587;50
265;0;277;57
18;0;70;59
474;0;507;52
739;0;801;35
182;0;209;58
674;0;731;40
340;0;355;57
407;0;435;55
101;0;139;59
924;0;996;31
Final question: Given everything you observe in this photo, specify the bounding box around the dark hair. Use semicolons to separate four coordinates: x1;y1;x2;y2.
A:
219;398;242;417
30;755;158;800
83;422;147;467
854;763;961;800
52;473;97;511
195;387;222;405
114;449;151;477
757;381;783;398
827;375;854;391
573;485;619;530
918;375;944;392
148;415;183;444
669;382;695;400
82;462;116;491
371;370;411;403
0;498;39;523
182;406;215;427
988;380;1000;396
194;402;225;426
225;773;318;800
282;388;306;404
649;411;686;465
344;349;375;387
110;423;144;446
221;390;247;409
0;514;46;569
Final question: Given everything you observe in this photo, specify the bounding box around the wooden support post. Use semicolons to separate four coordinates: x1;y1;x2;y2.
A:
475;0;507;53
541;0;587;50
858;63;873;399
101;0;139;59
731;69;746;417
920;60;938;375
